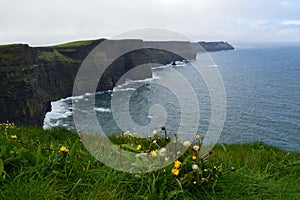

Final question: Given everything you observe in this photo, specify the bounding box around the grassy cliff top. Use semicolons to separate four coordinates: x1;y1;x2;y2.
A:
0;124;299;199
0;39;102;50
51;40;96;48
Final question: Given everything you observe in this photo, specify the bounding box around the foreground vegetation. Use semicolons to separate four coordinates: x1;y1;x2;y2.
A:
0;124;299;199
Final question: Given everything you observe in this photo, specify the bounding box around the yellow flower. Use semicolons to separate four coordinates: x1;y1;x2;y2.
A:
10;135;17;139
174;160;182;169
151;150;157;158
192;155;197;160
60;146;68;152
171;168;179;176
136;145;142;151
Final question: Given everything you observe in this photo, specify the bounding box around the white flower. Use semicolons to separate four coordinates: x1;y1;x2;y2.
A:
165;157;169;161
158;148;167;156
153;130;158;135
193;145;200;151
195;134;200;140
123;131;135;137
124;131;131;136
192;164;199;171
153;140;157;144
182;140;191;147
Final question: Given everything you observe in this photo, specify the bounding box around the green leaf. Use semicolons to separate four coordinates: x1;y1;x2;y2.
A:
0;145;7;157
0;159;4;175
167;185;183;199
69;139;78;158
220;144;227;152
121;144;140;153
36;145;42;164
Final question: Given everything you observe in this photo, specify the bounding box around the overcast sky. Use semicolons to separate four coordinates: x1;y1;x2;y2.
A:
1;0;300;46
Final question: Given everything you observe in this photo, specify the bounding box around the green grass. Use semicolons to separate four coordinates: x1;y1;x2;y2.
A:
38;49;73;62
0;124;299;199
0;53;21;62
52;40;94;48
0;44;19;48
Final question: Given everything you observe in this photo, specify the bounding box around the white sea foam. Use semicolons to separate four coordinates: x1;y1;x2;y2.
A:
112;75;160;93
64;95;85;101
44;69;161;129
64;92;99;101
127;76;159;83
113;87;136;92
43;99;72;129
93;107;111;112
174;61;187;66
151;65;170;69
84;92;94;96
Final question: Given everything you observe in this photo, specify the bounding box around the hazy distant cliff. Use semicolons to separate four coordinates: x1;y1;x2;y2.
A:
197;41;234;51
0;39;233;126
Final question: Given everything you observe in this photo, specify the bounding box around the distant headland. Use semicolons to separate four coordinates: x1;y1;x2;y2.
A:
0;39;234;126
197;41;234;51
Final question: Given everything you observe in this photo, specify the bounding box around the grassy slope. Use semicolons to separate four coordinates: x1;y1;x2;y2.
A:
51;40;94;48
0;126;299;200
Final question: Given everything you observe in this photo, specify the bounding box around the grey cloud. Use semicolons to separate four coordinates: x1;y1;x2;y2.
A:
1;0;300;45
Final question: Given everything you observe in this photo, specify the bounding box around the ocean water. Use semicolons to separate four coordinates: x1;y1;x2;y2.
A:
44;44;300;152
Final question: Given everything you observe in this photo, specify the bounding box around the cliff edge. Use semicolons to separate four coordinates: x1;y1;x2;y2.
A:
0;39;233;126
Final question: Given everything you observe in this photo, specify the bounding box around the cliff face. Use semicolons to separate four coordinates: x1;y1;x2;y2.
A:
197;41;234;51
0;40;104;125
0;39;197;126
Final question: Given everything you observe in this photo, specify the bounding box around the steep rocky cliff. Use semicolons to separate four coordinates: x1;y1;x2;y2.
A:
197;41;234;51
0;39;197;126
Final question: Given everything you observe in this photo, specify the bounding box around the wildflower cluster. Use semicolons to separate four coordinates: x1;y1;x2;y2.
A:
115;127;174;171
130;126;235;187
0;122;18;145
169;134;236;187
0;122;16;135
0;124;96;183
